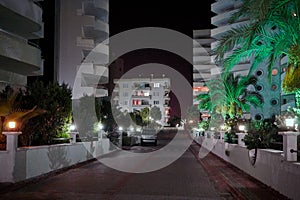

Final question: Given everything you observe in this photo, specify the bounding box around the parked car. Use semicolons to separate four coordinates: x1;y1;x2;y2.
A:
141;128;157;146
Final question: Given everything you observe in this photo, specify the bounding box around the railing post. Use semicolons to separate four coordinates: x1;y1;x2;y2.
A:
279;131;300;161
3;132;22;153
69;132;78;144
236;132;246;147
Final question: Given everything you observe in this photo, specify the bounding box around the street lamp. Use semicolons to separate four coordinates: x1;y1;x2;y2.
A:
285;118;295;130
8;121;16;130
238;125;246;132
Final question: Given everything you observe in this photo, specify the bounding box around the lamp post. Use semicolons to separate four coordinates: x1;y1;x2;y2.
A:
3;121;22;152
237;124;247;147
69;124;78;144
279;118;300;161
98;123;104;141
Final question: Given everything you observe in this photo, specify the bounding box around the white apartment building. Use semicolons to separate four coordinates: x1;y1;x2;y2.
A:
193;29;215;106
210;0;282;120
113;77;171;126
56;0;109;99
0;0;44;90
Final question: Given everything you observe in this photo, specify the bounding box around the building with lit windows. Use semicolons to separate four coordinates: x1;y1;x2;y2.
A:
55;0;109;99
0;0;44;90
113;77;171;126
193;29;214;106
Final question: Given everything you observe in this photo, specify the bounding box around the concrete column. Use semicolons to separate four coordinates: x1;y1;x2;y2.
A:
279;132;300;161
98;130;103;141
219;131;226;143
3;132;22;153
69;132;78;144
236;132;247;147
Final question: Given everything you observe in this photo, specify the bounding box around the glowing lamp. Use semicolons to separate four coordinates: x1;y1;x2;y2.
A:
238;125;246;132
118;127;123;131
70;124;76;131
8;121;16;129
285;118;295;128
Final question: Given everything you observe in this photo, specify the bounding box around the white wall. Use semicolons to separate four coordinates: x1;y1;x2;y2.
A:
0;139;111;183
194;135;300;200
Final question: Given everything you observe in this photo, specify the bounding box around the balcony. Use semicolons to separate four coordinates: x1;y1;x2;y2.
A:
193;46;212;56
193;64;214;73
81;43;109;65
211;20;249;40
95;0;109;12
193;55;212;65
82;0;108;22
0;0;43;39
95;88;108;97
82;25;109;44
211;0;242;14
211;9;238;26
80;64;108;86
0;31;42;75
193;72;212;81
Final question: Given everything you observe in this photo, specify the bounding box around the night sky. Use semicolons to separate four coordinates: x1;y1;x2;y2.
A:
109;0;214;117
38;0;214;117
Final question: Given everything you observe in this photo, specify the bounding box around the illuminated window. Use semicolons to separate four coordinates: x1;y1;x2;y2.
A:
272;68;278;76
154;83;160;88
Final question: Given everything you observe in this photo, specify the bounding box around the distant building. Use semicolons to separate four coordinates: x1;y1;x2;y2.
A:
0;0;44;90
113;76;171;125
55;0;109;99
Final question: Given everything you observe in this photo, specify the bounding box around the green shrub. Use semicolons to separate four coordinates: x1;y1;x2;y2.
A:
19;81;72;146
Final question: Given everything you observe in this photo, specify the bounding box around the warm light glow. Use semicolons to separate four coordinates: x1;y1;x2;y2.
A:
285;118;295;127
98;123;103;130
220;125;226;130
193;86;209;92
293;13;297;17
70;124;76;131
8;121;16;129
239;125;246;131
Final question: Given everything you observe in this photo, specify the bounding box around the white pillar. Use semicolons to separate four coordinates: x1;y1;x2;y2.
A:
2;132;21;183
98;130;103;141
69;132;78;144
3;132;22;153
279;132;300;161
220;131;226;143
236;132;247;147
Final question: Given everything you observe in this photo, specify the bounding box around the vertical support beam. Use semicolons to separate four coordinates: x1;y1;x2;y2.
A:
279;132;300;161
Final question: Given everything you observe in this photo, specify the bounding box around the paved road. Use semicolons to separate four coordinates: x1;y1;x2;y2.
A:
0;131;222;200
0;130;289;200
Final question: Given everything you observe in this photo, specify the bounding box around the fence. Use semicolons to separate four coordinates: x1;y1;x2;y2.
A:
0;131;112;183
193;130;300;200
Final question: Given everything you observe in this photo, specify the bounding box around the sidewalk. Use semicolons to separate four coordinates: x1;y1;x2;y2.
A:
189;142;290;200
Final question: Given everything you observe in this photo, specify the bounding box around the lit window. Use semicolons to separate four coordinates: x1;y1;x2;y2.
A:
272;68;278;76
154;83;160;88
144;92;150;96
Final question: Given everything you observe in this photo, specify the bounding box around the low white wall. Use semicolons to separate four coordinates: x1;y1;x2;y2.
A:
0;139;111;183
0;151;13;182
195;135;300;200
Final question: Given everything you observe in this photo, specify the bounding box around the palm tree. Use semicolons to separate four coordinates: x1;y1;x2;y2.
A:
196;74;263;120
214;0;300;94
